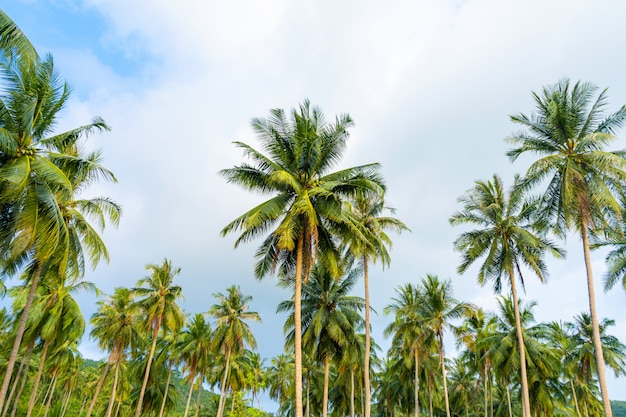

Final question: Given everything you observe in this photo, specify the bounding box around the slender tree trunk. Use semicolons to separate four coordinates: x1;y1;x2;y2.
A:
350;368;355;417
414;351;420;417
437;332;451;417
135;319;162;417
85;360;112;417
322;357;330;417
114;396;122;417
26;340;49;417
43;371;58;417
506;385;512;417
105;361;120;417
158;360;173;417
363;254;372;417
3;342;33;417
60;383;73;417
194;371;204;417
294;237;304;417
305;374;310;417
216;349;231;417
78;397;87;417
580;224;613;417
0;263;44;412
183;370;196;417
570;378;582;417
509;269;531;417
483;367;488;417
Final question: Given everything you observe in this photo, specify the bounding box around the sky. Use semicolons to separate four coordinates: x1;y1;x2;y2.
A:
3;0;626;408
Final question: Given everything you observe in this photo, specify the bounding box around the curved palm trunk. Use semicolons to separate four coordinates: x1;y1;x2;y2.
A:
105;361;120;417
506;385;512;417
294;237;304;417
85;359;112;417
322;357;330;417
363;254;372;417
414;351;420;417
437;331;451;417
134;318;162;417
43;370;58;417
580;224;613;417
3;342;33;417
26;340;50;417
0;263;44;412
194;370;205;417
183;369;197;417
509;269;531;417
158;360;173;417
216;349;232;417
570;379;582;417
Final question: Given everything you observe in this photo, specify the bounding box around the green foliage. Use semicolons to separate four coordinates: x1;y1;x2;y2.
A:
612;401;626;417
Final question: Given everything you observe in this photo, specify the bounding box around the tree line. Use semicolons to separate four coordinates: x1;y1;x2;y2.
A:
2;7;626;417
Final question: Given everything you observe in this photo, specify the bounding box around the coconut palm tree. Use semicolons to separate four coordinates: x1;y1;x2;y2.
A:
507;79;626;417
132;259;185;417
88;287;141;417
341;192;409;417
0;52;113;411
419;274;471;417
220;99;383;417
278;261;365;417
178;313;213;417
450;173;563;417
209;285;260;417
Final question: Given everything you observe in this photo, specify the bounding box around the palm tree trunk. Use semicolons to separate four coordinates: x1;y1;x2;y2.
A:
26;340;49;417
43;370;58;417
85;359;112;417
350;368;355;417
363;254;372;417
105;361;120;417
135;318;162;417
580;224;613;417
3;342;33;417
437;332;451;417
483;368;488;417
305;374;310;417
415;350;420;417
506;385;512;417
0;263;44;412
323;357;330;417
158;360;173;417
216;349;232;417
183;370;196;417
294;236;304;417
509;269;531;417
570;379;582;417
194;371;204;417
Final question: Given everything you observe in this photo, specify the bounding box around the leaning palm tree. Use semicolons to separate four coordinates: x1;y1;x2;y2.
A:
209;285;260;417
506;79;626;417
132;259;185;417
419;274;471;417
0;52;113;411
450;174;563;417
220;99;383;417
341;192;409;417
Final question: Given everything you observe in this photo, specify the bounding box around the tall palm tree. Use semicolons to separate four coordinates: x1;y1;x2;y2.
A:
0;52;113;411
88;287;141;417
419;274;471;417
450;174;563;417
178;313;213;417
278;261;365;417
507;79;626;417
209;285;260;417
220;99;383;417
132;259;185;417
341;192;409;417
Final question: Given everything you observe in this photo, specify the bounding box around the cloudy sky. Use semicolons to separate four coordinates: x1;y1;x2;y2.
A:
4;0;626;406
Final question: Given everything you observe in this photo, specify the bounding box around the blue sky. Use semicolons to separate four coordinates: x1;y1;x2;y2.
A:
3;0;626;408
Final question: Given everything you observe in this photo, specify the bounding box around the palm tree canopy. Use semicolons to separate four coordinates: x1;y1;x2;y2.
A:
209;285;260;355
0;9;37;64
450;174;564;292
506;79;626;237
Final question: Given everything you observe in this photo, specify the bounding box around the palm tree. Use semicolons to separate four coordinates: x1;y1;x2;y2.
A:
342;192;409;417
450;174;563;417
506;79;626;417
278;261;365;417
88;287;141;417
220;99;383;417
209;285;260;417
0;9;37;64
178;313;213;417
0;52;113;411
419;274;471;417
132;259;185;417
